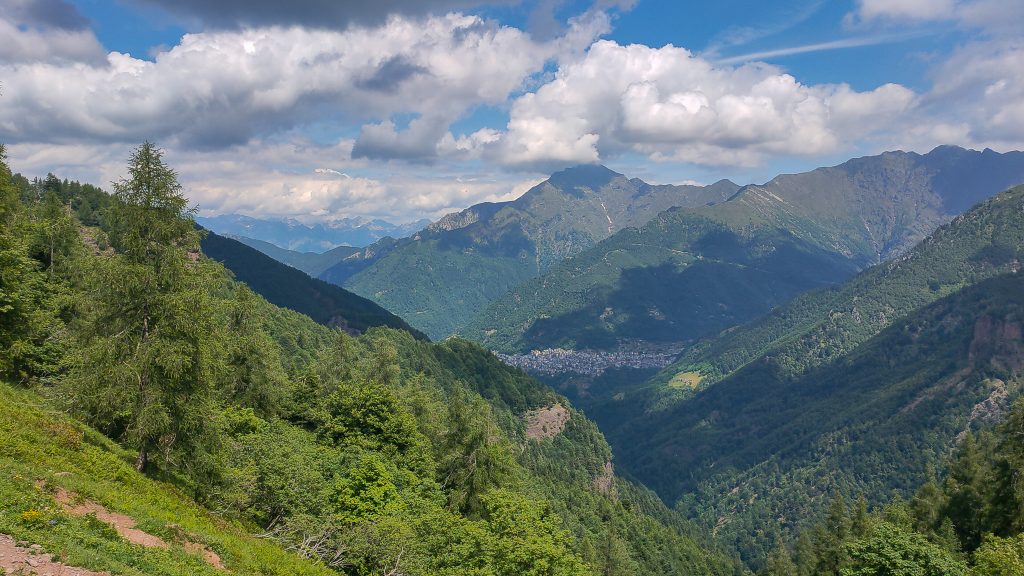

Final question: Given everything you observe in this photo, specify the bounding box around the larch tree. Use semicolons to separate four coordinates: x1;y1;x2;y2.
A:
66;142;224;475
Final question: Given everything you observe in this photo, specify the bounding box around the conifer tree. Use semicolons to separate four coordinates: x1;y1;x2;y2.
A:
794;531;817;576
66;142;223;475
852;494;871;538
815;493;851;573
944;431;991;550
597;526;639;576
225;285;288;416
762;539;797;576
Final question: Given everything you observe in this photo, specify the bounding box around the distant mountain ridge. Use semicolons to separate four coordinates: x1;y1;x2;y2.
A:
320;165;741;338
462;146;1024;352
225;234;359;277
196;213;430;252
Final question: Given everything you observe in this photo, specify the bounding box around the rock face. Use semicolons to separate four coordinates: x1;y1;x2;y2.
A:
525;403;571;440
969;315;1024;373
593;461;616;497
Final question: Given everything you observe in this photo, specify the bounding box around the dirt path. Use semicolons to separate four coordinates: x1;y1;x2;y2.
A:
0;533;111;576
55;488;170;549
52;487;226;570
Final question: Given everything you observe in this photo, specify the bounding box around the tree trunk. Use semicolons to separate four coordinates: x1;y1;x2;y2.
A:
135;445;148;472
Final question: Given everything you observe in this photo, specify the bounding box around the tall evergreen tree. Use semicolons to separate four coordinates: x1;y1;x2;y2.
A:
762;539;797;576
944;432;992;550
224;285;289;416
794;531;818;576
597;525;639;576
66;142;224;475
816;493;851;574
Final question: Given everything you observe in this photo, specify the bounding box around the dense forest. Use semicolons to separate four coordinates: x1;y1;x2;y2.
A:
578;185;1024;568
758;394;1024;576
0;142;742;575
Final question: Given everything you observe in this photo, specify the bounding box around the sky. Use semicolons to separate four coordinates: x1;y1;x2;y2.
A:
1;0;1022;223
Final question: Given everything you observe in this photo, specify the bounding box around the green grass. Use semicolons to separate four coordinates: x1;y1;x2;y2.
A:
0;382;334;576
668;372;702;391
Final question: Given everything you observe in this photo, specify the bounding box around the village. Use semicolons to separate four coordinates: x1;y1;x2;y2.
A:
496;342;686;377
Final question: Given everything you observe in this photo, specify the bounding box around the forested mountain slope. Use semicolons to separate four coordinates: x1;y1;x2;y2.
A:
0;144;744;576
320;165;740;338
758;393;1024;576
199;231;421;336
588;186;1024;565
225;234;360;277
460;197;862;352
462;146;1024;352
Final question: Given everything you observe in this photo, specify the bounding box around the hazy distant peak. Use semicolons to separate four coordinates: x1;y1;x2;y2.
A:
926;144;969;155
195;213;429;252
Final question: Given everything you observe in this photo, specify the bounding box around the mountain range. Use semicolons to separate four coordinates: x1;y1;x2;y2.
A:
293;146;1024;347
196;213;430;252
320;165;741;338
460;146;1024;351
182;147;1024;570
224;234;360;277
9;142;1024;574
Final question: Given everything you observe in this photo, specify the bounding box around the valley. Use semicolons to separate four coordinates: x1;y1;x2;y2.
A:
6;2;1024;574
68;144;1023;575
8;142;1024;575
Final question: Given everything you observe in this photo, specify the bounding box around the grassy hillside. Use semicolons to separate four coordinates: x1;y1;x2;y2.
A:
0;382;336;576
323;165;739;338
462;146;1024;352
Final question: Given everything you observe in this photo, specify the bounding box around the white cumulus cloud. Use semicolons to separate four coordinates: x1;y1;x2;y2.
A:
482;40;917;168
0;12;590;153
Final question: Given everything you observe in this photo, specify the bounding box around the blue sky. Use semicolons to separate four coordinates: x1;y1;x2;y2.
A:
1;0;1021;222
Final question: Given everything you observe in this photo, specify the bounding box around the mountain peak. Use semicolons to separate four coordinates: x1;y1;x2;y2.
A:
547;164;622;191
927;144;968;154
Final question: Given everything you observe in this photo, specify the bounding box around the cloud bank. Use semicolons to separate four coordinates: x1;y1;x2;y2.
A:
1;0;1022;222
